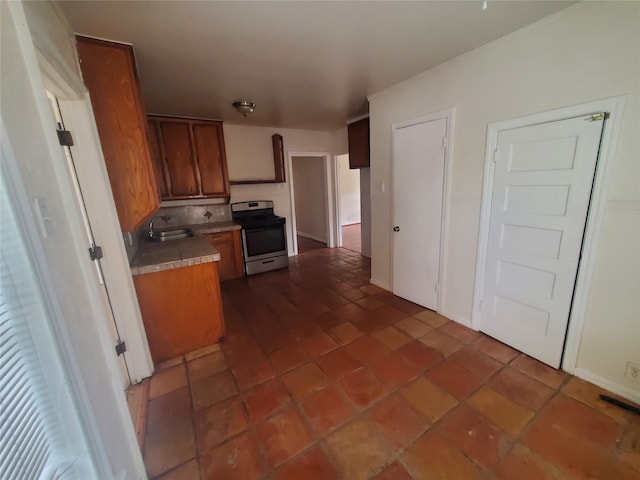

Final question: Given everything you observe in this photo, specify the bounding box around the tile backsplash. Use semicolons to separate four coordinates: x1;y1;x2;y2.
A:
155;204;232;226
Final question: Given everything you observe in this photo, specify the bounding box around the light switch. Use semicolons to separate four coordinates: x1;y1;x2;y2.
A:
33;196;54;238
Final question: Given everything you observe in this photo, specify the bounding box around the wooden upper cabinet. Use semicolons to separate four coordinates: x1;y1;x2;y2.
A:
160;121;199;197
193;123;229;196
148;115;230;200
76;36;159;231
348;117;370;169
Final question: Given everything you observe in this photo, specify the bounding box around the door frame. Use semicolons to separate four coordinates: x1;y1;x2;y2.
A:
472;96;626;374
390;108;455;314
334;153;361;249
286;151;338;255
37;37;154;383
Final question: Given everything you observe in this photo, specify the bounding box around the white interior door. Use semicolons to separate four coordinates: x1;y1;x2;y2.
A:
480;114;605;367
47;92;131;387
393;118;447;310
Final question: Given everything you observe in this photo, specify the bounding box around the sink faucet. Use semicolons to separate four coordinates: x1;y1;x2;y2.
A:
148;215;171;240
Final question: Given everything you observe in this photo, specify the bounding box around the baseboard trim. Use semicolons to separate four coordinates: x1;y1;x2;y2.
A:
369;277;391;292
296;231;327;243
439;309;473;329
573;368;640;404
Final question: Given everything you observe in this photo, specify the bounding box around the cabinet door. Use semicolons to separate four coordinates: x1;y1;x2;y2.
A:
76;37;159;231
193;123;229;197
133;262;224;363
160;121;200;197
147;118;170;198
205;231;244;281
348;117;370;169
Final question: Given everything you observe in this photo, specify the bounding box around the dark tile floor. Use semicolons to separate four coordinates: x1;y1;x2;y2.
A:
297;235;326;253
141;247;640;480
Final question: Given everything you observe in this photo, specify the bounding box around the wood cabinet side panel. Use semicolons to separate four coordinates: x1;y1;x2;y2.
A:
230;230;245;277
76;37;159;231
348;117;370;169
272;134;286;182
133;262;224;363
204;231;244;280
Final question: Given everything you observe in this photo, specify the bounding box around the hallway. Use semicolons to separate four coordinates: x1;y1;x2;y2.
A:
137;247;640;480
341;223;361;253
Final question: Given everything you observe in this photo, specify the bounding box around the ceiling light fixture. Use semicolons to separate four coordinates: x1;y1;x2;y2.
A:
232;100;256;118
482;0;487;10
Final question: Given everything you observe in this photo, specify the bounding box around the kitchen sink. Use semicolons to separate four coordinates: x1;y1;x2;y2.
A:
151;228;194;242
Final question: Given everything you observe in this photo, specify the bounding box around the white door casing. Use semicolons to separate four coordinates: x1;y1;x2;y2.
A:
478;114;605;368
392;117;447;310
286;152;336;255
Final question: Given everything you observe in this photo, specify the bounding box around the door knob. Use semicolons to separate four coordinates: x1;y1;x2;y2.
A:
393;226;400;232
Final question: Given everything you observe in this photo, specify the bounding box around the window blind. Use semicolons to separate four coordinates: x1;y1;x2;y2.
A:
0;255;52;478
0;173;88;479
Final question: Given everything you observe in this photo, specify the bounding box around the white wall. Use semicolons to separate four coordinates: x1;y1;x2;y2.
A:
337;154;361;226
360;168;372;258
3;1;147;477
369;2;639;399
332;126;349;155
292;156;328;242
224;124;337;254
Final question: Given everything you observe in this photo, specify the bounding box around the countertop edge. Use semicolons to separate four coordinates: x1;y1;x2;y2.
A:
131;237;222;276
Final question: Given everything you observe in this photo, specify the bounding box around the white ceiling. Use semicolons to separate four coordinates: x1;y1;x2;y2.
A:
57;1;575;131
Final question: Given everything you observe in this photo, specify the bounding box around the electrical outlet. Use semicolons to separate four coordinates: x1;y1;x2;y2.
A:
216;207;225;216
625;362;640;382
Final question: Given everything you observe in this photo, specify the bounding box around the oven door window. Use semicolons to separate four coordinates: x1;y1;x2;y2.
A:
244;226;286;258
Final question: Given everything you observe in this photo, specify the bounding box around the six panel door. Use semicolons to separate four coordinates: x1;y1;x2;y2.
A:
479;115;604;367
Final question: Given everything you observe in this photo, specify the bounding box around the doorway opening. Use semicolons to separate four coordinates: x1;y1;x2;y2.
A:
288;153;335;254
336;154;362;253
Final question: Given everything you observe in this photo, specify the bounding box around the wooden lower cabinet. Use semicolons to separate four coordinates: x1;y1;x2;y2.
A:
204;230;244;281
133;262;224;363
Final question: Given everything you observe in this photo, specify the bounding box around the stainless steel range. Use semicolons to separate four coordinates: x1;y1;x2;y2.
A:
231;201;289;275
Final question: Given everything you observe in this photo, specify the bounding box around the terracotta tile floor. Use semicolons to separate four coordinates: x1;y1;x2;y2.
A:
342;223;361;253
140;248;640;480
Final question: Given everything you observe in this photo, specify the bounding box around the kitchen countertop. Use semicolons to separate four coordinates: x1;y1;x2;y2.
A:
190;220;240;235
130;221;240;276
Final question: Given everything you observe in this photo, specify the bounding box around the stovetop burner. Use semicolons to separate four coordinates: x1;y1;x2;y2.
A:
231;200;285;229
